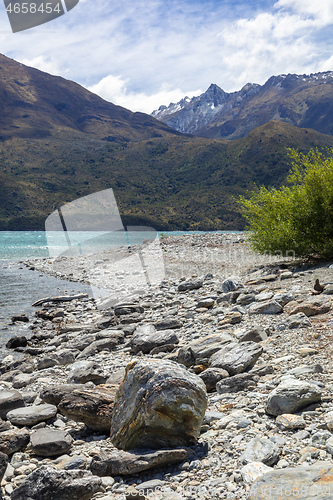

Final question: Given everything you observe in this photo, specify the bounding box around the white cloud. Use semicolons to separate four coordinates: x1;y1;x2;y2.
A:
274;0;333;24
88;75;202;113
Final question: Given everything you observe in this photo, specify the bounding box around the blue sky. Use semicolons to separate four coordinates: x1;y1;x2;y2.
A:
0;0;333;113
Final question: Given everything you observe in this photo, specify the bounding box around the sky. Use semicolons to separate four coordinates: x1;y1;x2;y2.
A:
0;0;333;113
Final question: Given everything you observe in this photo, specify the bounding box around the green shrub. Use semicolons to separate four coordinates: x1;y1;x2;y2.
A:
239;148;333;258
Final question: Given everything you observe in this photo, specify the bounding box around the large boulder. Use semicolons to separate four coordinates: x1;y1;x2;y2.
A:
110;359;207;450
210;341;263;375
130;324;179;354
266;379;322;416
10;466;102;500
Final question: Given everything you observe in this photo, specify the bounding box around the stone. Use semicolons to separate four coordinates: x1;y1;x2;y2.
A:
216;372;259;393
114;304;144;315
210;341;263;375
0;418;11;432
77;334;124;359
249;462;333;500
6;404;57;426
0;390;25;419
0;451;8;483
221;278;242;292
290;364;323;376
30;428;73;456
310;430;332;448
326;436;333;455
235;326;267;343
110;359;207;450
240;462;273;486
240;437;281;466
90;448;189;476
197;297;215;308
177;334;234;367
6;336;27;349
178;280;203;291
67;361;106;384
12;373;35;389
286;312;311;329
154;317;182;330
55;455;87;470
0;429;30;455
289;297;331;317
236;293;256;305
40;384;87;406
276;414;306;430
218;311;243;325
57;385;118;432
248;300;283;315
11;314;29;323
106;368;126;386
266;379;322;416
324;411;333;431
10;465;102;500
199;367;229;392
130;324;179;354
273;292;295;306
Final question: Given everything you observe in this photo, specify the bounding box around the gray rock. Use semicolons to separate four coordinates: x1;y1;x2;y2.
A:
10;465;102;500
275;414;306;430
199;367;229;392
131;324;179;354
65;334;97;351
240;437;281;466
323;284;333;294
6;336;27;349
0;429;30;455
67;361;106;384
6;404;57;426
110;359;207;450
326;436;333;455
90;448;189;476
197;297;215;308
178;280;203;292
40;384;87;406
248;300;283;315
177;334;234;367
0;390;25;419
0;451;7;483
249;462;333;499
30;428;73;456
240;462;273;486
154;317;183;330
236;293;256;305
310;430;332;448
235;326;267;343
55;455;87;470
106;368;126;386
12;373;35;389
286;312;311;329
77;334;124;359
114;304;144;315
290;364;323;376
216;372;259;393
266;379;322;416
221;278;242;292
210;341;263;375
273;292;295;306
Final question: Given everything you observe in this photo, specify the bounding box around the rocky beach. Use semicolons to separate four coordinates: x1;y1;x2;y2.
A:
1;233;333;499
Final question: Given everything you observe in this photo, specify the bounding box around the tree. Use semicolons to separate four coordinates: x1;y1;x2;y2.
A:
239;148;333;258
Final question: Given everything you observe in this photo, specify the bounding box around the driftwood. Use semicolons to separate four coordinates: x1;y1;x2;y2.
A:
32;293;89;307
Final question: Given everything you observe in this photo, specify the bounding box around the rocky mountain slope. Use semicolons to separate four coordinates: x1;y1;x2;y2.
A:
0;53;179;143
152;72;333;140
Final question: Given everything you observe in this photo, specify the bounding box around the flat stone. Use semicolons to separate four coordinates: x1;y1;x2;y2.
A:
199;367;229;392
178;280;203;292
110;359;207;450
10;465;102;500
240;462;273;486
40;384;87;406
55;455;87;470
11;314;29;323
216;372;259;393
30;428;73;456
177;334;234;367
326;436;333;455
266;379;322;416
67;361;106;384
6;336;28;349
197;297;215;308
57;385;118;432
0;429;30;455
153;317;183;330
6;404;57;426
90;448;189;476
210;341;263;375
289;297;331;317
248;300;283;315
12;373;35;389
0;390;25;419
249;462;333;499
235;326;267;343
76;334;124;359
131;324;179;354
240;437;281;466
276;414;306;430
218;311;243;325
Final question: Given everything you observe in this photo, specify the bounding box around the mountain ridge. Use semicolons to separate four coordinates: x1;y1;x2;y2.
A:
152;71;333;139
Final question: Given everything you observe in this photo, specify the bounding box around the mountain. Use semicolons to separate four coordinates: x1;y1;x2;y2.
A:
152;72;333;139
2;54;333;231
0;53;180;142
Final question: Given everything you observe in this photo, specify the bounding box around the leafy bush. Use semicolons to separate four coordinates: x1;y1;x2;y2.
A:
239;148;333;258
